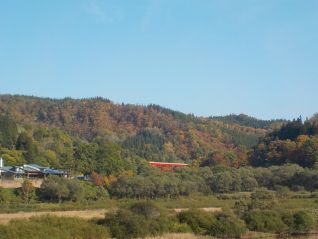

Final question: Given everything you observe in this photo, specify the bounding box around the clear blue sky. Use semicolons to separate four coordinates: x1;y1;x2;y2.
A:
1;0;317;120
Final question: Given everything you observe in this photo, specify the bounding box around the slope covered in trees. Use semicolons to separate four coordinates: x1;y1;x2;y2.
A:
1;94;317;173
0;95;268;169
250;117;318;168
211;114;285;129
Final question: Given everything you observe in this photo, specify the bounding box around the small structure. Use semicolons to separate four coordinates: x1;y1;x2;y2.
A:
0;158;67;180
149;161;188;172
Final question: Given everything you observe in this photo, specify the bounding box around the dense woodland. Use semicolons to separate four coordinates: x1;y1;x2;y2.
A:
0;95;270;168
0;95;316;171
0;95;317;197
211;114;286;129
0;95;285;169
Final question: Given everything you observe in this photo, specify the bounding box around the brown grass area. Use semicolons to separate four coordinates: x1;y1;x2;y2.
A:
0;207;221;225
0;179;43;188
0;209;107;224
173;207;221;213
146;233;214;239
147;233;318;239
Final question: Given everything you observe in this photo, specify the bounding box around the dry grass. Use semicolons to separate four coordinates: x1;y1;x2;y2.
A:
0;179;43;188
147;232;318;239
0;209;107;224
174;207;221;213
145;233;214;239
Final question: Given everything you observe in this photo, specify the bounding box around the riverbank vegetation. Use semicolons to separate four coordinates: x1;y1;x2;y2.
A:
0;198;317;239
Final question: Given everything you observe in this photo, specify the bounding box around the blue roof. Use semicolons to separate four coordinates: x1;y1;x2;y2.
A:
43;168;64;175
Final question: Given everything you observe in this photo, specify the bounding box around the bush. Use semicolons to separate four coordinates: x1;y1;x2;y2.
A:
244;210;288;233
0;188;20;204
177;209;215;235
249;188;276;210
178;209;247;238
275;186;291;198
209;213;247;238
310;192;318;198
292;211;314;233
104;202;173;238
104;209;149;239
0;215;110;239
166;220;193;233
40;176;102;203
129;201;163;219
234;199;249;217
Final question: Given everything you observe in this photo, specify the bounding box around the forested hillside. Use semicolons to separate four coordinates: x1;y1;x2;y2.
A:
1;94;317;175
250;117;318;168
0;95;267;170
211;114;285;129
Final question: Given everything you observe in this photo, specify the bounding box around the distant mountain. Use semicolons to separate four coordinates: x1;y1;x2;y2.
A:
211;114;286;129
0;95;269;166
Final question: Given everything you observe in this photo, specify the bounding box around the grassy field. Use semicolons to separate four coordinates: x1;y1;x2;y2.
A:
0;192;317;213
0;194;231;213
0;192;317;229
0;209;108;225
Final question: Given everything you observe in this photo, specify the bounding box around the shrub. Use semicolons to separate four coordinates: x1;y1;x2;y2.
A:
208;213;247;238
275;186;291;198
292;211;314;233
282;210;314;234
130;201;163;219
178;210;247;238
166;220;193;233
249;188;276;210
104;209;149;239
104;202;173;238
0;215;110;239
19;179;36;204
244;210;288;233
310;192;318;198
0;188;20;204
177;209;215;235
234;199;249;217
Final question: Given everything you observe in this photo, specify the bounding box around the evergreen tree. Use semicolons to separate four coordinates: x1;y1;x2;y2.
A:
0;115;18;149
16;132;38;163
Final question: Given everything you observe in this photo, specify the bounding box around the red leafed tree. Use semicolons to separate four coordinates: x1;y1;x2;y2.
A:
91;171;105;187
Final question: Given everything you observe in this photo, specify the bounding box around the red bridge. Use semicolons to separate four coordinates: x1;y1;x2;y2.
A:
149;161;188;171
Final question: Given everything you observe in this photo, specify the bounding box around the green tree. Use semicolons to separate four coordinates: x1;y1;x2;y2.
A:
104;209;150;239
16;132;38;163
209;213;247;238
66;180;84;202
244;210;288;233
297;137;318;168
178;209;215;235
282;210;314;234
20;179;35;204
73;142;97;174
96;141;127;176
210;171;233;193
0;148;25;165
40;176;69;203
249;188;276;210
292;211;314;233
0;115;18;149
